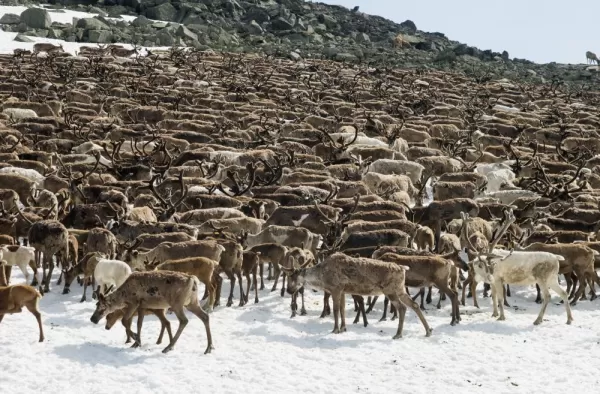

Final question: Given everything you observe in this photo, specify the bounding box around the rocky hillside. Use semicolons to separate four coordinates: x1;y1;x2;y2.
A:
2;0;600;86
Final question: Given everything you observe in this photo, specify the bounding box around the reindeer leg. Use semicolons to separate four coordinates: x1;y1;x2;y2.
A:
366;295;378;314
280;273;286;297
24;298;44;343
503;284;510;308
30;250;41;287
212;273;222;308
154;309;172;345
380;297;389;322
184;302;214;355
162;306;189;354
226;271;235;307
244;272;250;304
535;283;542;304
299;287;307;315
259;260;265;290
425;286;433;304
253;266;259;304
331;291;342;334
236;270;245;307
43;256;54;293
290;292;297;318
132;308;145;348
320;292;331;318
270;264;280;292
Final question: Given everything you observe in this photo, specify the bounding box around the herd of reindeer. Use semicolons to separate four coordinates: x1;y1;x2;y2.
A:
1;42;600;355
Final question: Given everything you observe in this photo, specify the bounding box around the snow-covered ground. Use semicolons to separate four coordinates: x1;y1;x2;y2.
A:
2;5;600;393
3;266;600;394
0;5;166;55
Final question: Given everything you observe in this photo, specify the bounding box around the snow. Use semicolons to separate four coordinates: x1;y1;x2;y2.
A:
0;5;169;55
1;5;600;394
3;264;600;394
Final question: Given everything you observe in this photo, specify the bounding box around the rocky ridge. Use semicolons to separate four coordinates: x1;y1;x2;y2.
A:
1;0;599;87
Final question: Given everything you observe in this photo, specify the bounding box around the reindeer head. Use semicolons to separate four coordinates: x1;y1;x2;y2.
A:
281;255;312;295
90;287;120;324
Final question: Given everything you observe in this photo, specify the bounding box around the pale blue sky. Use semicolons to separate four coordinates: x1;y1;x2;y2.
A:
319;0;593;65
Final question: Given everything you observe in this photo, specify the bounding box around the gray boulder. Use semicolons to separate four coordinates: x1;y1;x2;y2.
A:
317;14;337;29
13;33;34;42
247;20;263;35
176;25;198;41
355;32;370;43
243;6;270;23
271;16;294;30
88;30;112;43
87;6;107;17
132;15;152;27
20;8;51;29
76;18;109;30
47;28;64;39
156;29;176;46
145;3;177;22
399;20;417;34
0;13;20;24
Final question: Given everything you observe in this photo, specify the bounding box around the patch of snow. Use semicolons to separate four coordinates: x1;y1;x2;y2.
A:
3;263;599;393
0;5;170;55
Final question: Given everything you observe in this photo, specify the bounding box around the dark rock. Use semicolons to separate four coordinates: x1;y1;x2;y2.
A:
132;15;152;27
152;21;168;29
156;28;176;45
355;32;370;43
0;13;20;24
13;33;34;42
501;50;510;61
145;2;177;22
76;18;109;30
335;52;357;62
176;25;198;41
87;6;107;16
20;8;51;29
317;13;337;29
243;6;270;24
289;51;301;61
33;29;49;38
106;6;128;18
399;19;417;34
271;16;294;31
88;30;112;43
47;28;64;39
247;20;263;35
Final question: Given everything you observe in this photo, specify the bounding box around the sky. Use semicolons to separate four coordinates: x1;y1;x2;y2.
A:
319;0;594;65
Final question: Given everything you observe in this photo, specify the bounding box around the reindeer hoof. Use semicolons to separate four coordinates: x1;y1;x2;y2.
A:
162;345;174;353
254;298;259;304
300;308;307;316
62;288;70;294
